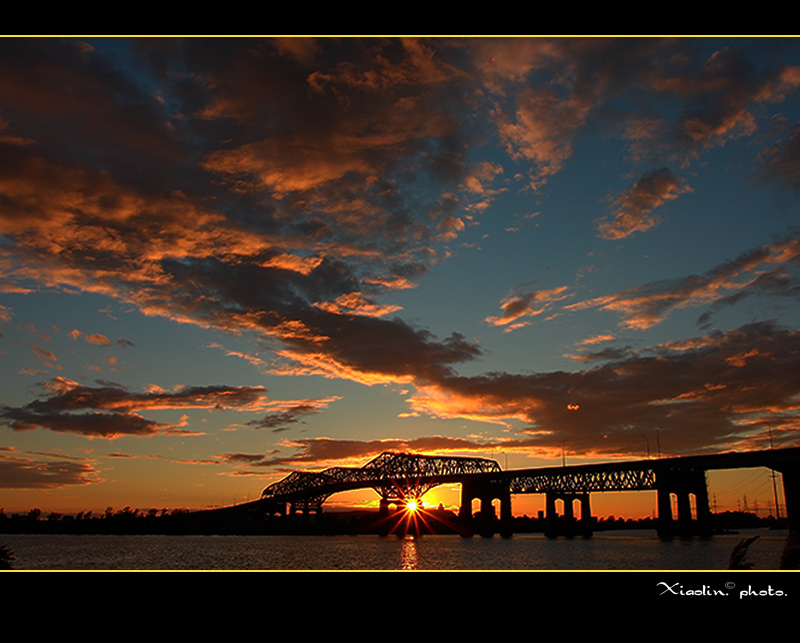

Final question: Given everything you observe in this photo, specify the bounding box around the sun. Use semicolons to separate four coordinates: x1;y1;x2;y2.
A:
405;499;420;513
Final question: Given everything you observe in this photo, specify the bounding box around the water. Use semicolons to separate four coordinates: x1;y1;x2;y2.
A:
0;528;790;571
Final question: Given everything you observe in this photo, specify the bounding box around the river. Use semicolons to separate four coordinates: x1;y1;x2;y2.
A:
0;528;792;571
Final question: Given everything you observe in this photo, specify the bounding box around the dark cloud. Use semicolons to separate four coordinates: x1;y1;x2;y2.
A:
0;453;97;489
218;452;268;465
0;379;270;438
0;39;188;189
247;400;337;433
28;378;268;412
410;321;800;457
0;407;166;438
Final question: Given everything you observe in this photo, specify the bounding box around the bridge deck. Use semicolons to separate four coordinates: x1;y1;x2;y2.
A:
254;446;800;505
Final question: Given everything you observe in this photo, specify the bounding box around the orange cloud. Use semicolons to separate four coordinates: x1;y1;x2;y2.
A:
496;88;591;189
486;286;571;330
596;168;692;240
68;329;112;346
314;292;402;317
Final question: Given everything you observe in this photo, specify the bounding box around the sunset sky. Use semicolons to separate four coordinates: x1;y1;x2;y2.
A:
2;36;800;519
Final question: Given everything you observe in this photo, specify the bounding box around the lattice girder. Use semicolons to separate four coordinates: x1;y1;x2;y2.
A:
261;451;501;502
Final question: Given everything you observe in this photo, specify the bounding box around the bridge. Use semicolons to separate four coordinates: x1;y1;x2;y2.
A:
206;446;800;566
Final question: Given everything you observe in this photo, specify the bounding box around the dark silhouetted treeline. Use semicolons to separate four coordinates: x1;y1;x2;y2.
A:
0;505;787;537
0;505;465;536
0;506;202;535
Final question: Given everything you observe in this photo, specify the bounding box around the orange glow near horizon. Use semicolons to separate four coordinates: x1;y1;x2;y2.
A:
319;466;787;524
0;457;785;524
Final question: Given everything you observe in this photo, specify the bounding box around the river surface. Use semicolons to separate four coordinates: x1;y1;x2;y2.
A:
1;528;792;571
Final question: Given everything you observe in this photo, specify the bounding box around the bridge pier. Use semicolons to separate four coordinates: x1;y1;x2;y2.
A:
288;499;324;531
655;468;712;539
379;498;391;517
376;498;414;537
459;479;513;538
544;492;593;538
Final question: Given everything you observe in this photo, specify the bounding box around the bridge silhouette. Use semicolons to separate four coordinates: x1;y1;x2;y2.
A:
205;446;800;566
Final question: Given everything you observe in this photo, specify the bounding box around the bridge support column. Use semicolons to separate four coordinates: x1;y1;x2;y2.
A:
459;479;513;538
288;499;324;532
477;497;496;538
458;483;473;533
379;498;390;517
578;494;593;537
655;468;712;539
376;498;396;537
544;492;593;538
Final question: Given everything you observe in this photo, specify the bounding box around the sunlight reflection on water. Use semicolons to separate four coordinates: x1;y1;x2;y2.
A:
399;536;419;570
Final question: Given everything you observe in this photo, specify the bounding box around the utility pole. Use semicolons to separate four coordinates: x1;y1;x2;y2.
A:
770;430;782;520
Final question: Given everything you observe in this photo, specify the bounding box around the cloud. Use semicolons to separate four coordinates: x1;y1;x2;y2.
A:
561;234;800;330
485;38;659;187
0;452;98;489
218;452;272;465
495;86;592;188
246;397;341;433
484;38;800;197
596;168;692;240
68;329;113;346
36;377;270;412
759;121;800;190
484;230;800;338
485;286;571;331
406;321;800;457
0;379;273;439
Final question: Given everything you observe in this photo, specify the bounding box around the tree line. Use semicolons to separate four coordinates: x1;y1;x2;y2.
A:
0;505;787;537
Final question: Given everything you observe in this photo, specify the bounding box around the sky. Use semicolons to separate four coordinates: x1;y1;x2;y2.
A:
1;36;800;519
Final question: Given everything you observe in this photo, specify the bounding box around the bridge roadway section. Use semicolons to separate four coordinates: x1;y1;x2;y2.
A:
251;447;800;552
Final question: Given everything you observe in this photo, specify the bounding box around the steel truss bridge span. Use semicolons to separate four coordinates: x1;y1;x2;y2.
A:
504;447;800;494
506;463;657;494
260;451;502;513
261;448;800;506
